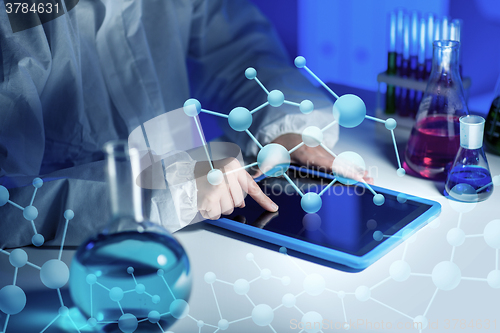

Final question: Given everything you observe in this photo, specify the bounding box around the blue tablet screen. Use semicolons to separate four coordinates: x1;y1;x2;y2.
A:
226;177;432;257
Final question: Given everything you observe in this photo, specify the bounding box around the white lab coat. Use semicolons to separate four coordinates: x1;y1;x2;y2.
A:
0;0;338;247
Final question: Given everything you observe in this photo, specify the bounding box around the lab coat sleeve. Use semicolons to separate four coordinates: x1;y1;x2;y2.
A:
187;0;339;157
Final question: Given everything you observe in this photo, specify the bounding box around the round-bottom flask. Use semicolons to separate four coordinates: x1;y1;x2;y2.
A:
69;141;192;333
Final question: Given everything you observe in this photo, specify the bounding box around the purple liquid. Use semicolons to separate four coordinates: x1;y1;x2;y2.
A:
445;166;493;201
405;115;460;180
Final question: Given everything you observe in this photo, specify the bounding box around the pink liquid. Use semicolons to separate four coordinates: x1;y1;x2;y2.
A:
405;115;461;180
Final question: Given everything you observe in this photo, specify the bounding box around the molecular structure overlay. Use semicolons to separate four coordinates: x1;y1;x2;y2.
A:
183;56;405;213
0;178;77;333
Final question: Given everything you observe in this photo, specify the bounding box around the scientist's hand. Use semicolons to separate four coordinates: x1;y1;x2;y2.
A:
196;158;278;220
255;133;373;184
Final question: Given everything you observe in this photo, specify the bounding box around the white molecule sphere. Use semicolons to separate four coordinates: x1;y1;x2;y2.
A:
279;247;287;254
64;209;74;220
282;293;296;308
397;168;406;177
157;269;164;277
170;299;189;319
332;151;366;185
432;261;461;291
197;320;205;328
447;228;465;247
448;184;478;211
0;285;26;315
245;67;257;80
59;306;69;316
252;304;274;326
373;194;385;206
86;274;97;285
301;192;322;214
303;213;322;231
148;310;161;324
152;295;161;304
135;284;145;294
9;249;28;268
109;287;124;302
268;90;285;107
246;253;254;261
302;126;323;147
397;193;408;203
32;177;43;188
87;318;97;327
355;286;371;302
127;267;134;274
303;273;326;296
257;143;291;177
294;56;306;68
281;276;291;286
385;118;397;130
204;272;217;284
300;100;314;114
118;313;138;333
484;220;500;249
344;323;350;330
261;268;272;280
373;231;384;241
207;169;224;186
183;98;201;117
487;270;500;289
390;260;411;282
233;279;250;295
366;219;377;230
228;107;252;132
40;259;69;289
0;186;9;206
333;94;366;128
414;315;428;330
301;311;323;333
218;319;229;330
337;291;346;299
23;205;38;221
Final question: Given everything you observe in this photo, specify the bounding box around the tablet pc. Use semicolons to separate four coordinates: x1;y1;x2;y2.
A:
206;168;441;270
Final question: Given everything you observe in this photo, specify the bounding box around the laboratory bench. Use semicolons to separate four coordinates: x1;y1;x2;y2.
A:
1;87;499;333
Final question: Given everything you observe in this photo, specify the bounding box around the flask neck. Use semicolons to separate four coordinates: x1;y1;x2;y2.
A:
430;40;460;77
104;141;144;222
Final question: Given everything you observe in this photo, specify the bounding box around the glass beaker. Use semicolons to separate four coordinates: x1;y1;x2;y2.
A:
404;40;469;180
484;75;500;155
69;141;192;332
445;115;493;202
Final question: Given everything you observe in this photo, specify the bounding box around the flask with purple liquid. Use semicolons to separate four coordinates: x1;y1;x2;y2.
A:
445;115;493;202
404;40;468;180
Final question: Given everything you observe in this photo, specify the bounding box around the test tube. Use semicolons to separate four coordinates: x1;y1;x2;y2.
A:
425;13;435;78
397;12;411;117
394;8;406;113
441;16;449;40
385;11;397;114
409;11;419;117
416;17;427;114
450;19;463;76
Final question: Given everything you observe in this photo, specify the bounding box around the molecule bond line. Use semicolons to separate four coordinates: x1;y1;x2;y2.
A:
183;56;407;215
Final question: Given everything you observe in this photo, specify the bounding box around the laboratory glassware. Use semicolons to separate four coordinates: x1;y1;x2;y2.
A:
404;40;469;180
69;141;192;331
445;115;493;202
385;11;397;114
484;75;500;155
397;13;411;117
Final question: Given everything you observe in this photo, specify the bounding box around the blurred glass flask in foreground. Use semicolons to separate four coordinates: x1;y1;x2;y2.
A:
69;141;192;332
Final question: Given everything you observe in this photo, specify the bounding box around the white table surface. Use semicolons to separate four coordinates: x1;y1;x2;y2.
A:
1;115;499;333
